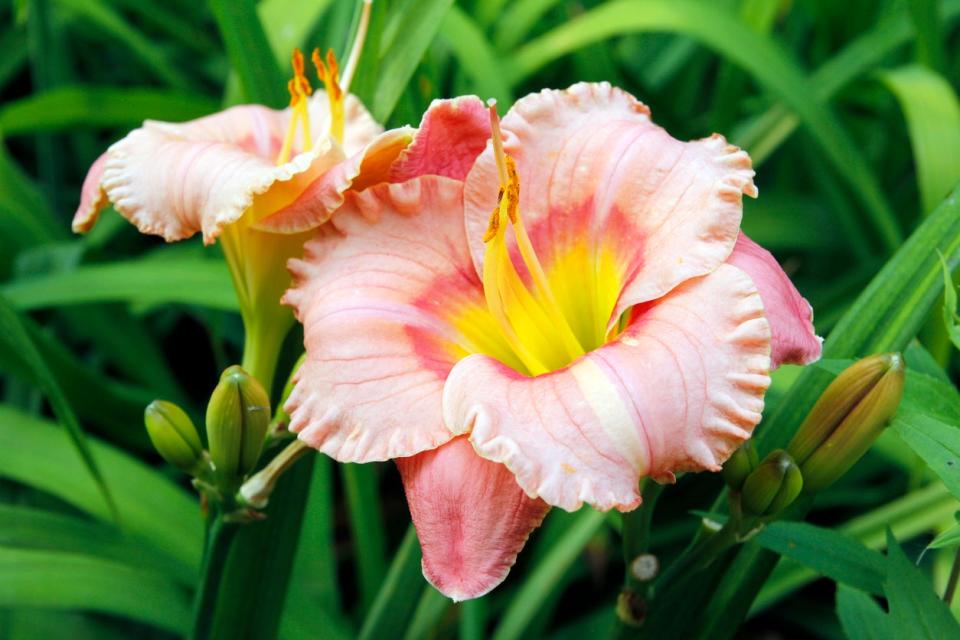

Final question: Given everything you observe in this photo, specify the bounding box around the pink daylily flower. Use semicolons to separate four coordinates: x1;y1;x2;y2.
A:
283;83;822;600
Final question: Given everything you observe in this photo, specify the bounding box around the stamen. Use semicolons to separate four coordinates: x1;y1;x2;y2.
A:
278;48;314;165
313;48;345;144
341;0;373;93
481;103;586;368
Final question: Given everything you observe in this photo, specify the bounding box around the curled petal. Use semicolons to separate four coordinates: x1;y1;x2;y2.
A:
98;105;342;244
397;437;549;601
285;176;511;461
464;82;757;339
727;232;822;368
254;128;414;233
390;96;491;182
72;152;109;233
444;264;771;512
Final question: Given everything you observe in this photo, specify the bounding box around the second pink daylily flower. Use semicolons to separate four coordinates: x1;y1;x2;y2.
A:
284;83;822;600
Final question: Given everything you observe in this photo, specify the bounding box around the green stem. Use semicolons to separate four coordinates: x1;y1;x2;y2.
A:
240;316;288;393
944;547;960;604
190;514;239;640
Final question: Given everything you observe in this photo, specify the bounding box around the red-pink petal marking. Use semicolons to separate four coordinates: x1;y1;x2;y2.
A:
285;176;490;461
444;264;771;512
390;96;491;182
464;82;757;332
397;437;549;601
727;232;822;368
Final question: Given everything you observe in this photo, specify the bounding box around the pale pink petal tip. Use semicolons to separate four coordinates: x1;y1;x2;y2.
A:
397;437;550;601
390;95;491;183
727;232;822;368
444;264;772;512
72;152;109;233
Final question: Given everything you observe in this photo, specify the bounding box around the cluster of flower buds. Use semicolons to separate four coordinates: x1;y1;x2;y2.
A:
144;365;274;514
722;352;905;528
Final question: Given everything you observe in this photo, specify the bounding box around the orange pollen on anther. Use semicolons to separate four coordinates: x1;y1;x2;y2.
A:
287;48;313;107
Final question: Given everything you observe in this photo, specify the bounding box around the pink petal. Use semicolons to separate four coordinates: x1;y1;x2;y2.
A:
99;105;343;244
726;232;822;367
285;176;507;461
397;436;549;601
463;82;757;332
307;92;383;158
444;264;771;512
390;96;491;182
72;152;109;233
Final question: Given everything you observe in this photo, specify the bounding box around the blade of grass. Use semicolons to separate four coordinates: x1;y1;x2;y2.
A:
209;0;287;107
259;0;335;62
2;257;236;311
494;0;558;50
0;547;191;634
55;0;193;90
342;462;388;615
0;294;116;521
0;86;217;134
880;65;960;216
492;508;606;640
358;525;424;640
735;0;960;164
0;504;193;587
506;0;902;252
909;0;946;72
0;404;202;575
440;6;512;105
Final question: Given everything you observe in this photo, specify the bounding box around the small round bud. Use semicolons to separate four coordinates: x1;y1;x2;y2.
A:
144;400;203;474
741;449;803;518
206;365;271;487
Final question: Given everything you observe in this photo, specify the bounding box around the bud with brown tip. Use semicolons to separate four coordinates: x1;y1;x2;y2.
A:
741;449;803;518
206;365;271;487
788;353;905;493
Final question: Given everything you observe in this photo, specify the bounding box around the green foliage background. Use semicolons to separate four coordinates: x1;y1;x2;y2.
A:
1;0;960;638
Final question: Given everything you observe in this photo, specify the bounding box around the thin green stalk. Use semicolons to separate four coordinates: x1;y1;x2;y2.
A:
358;526;424;640
189;515;239;640
944;548;960;604
342;462;388;615
460;599;487;640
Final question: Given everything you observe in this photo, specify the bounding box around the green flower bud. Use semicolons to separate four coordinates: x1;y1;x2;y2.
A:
796;353;905;493
722;441;760;491
741;449;803;518
144;400;204;474
206;365;271;485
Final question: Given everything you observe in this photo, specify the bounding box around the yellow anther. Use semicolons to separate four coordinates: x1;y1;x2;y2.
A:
278;48;314;164
287;48;313;107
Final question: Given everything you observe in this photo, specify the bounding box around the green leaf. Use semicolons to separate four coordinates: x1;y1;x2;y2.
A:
0;504;193;586
0;86;217;134
55;0;193;90
0;294;116;519
884;531;960;638
209;0;287;107
909;0;947;72
735;0;960;165
0;547;190;634
941;253;960;350
342;462;388;615
0;405;201;574
506;0;901;251
440;6;512;106
358;526;425;640
836;585;892;640
405;588;452;640
492;508;606;640
2;258;237;311
367;0;454;122
258;0;334;62
755;521;886;596
892;413;960;499
927;522;960;550
880;66;960;215
494;0;559;51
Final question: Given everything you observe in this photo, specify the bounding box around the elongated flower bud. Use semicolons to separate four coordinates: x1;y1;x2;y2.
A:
145;400;204;473
722;441;760;491
794;353;904;493
741;449;803;517
206;365;271;485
